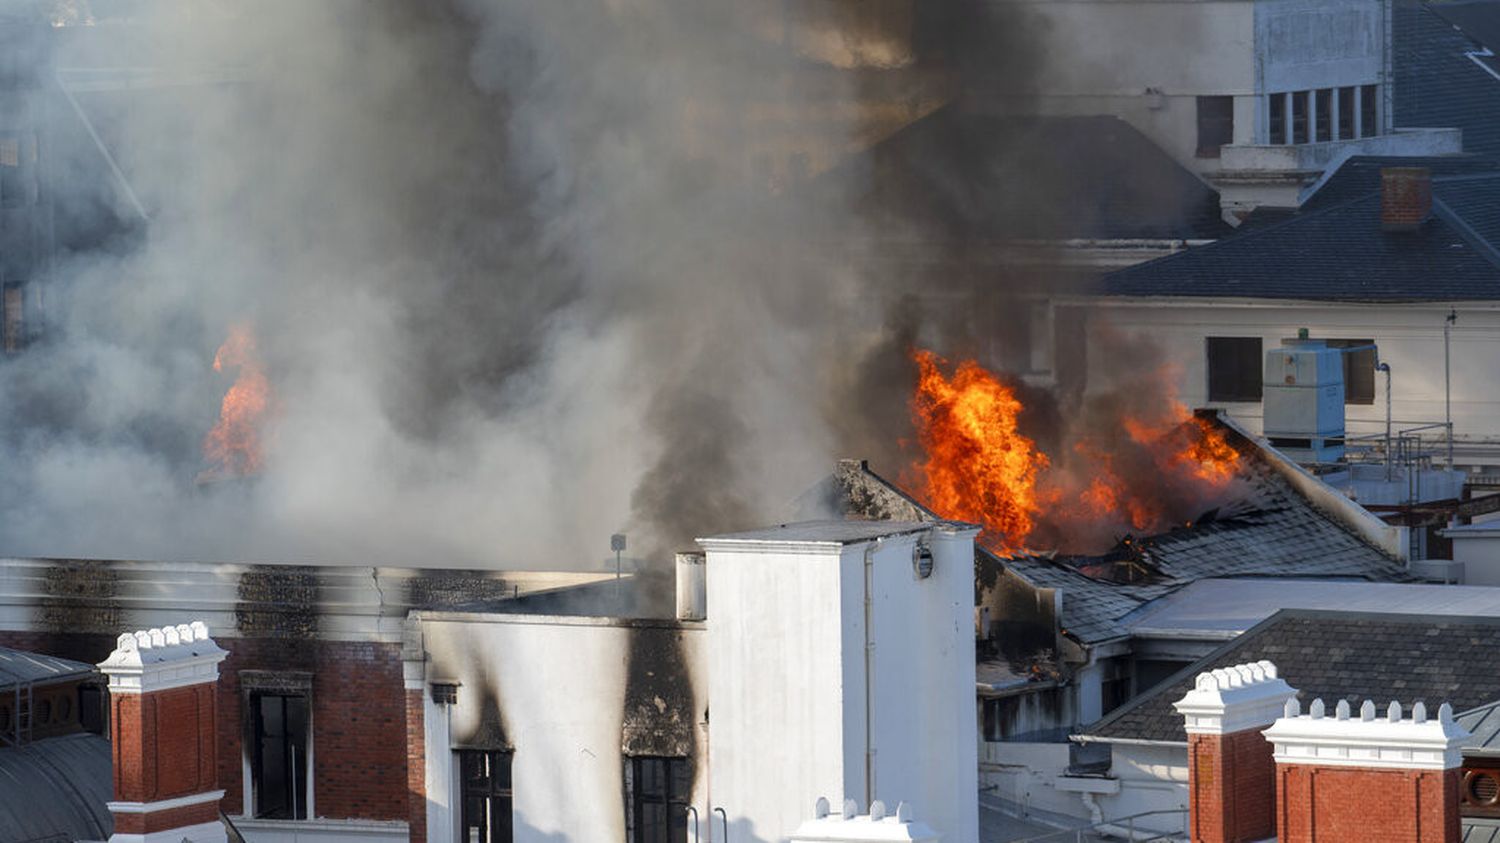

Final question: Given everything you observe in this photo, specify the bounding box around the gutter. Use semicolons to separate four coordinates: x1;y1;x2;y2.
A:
1069;734;1187;749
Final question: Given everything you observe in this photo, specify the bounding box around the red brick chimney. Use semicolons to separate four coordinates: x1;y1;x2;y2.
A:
1173;660;1297;843
98;621;230;843
1382;167;1433;231
1263;697;1469;843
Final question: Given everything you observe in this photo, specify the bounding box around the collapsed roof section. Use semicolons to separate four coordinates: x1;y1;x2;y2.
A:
832;413;1408;647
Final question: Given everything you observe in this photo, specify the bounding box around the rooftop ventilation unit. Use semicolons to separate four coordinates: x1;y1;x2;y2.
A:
1263;334;1346;464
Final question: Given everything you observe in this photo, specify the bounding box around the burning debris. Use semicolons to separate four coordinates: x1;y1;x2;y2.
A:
906;348;1244;554
199;323;270;483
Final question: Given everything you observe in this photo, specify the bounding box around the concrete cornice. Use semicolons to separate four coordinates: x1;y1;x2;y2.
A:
97;622;228;694
1173;660;1297;736
1263;698;1471;771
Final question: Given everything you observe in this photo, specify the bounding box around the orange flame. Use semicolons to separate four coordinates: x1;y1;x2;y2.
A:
908;348;1243;553
201;323;270;481
908;349;1048;553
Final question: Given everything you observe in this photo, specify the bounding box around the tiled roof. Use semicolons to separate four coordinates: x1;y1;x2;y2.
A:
842;109;1232;242
1101;174;1500;301
1395;1;1500;161
1084;610;1500;743
1300;156;1500;212
1003;458;1407;645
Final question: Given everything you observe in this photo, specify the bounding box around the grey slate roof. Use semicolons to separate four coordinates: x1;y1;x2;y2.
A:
0;647;94;691
1101;173;1500;302
1398;0;1500;161
1084;610;1500;743
1002;458;1407;644
0;732;112;843
840;110;1232;242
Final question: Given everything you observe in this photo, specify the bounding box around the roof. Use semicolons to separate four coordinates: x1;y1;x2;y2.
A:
1084;609;1500;743
0;647;93;692
1466;818;1500;843
1123;578;1500;640
1002;457;1407;645
1101;172;1500;302
0;732;112;843
1395;1;1500;160
838;109;1232;242
1459;698;1500;754
699;519;943;546
1300;155;1500;211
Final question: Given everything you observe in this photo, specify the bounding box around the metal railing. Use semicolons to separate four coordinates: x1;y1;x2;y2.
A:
1007;809;1188;842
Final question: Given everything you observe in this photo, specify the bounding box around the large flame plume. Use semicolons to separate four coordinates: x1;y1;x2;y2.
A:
200;323;271;482
908;348;1243;554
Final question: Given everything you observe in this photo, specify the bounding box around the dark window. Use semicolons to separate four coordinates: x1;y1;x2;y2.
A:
626;756;690;843
1315;89;1333;142
1196;96;1234;157
1338;86;1356;139
251;692;308;819
3;284;22;354
78;685;105;736
1291;91;1310;144
461;750;514;843
1269;94;1286;144
1361;84;1379;137
0;135;21;209
1207;337;1264;402
1326;339;1376;405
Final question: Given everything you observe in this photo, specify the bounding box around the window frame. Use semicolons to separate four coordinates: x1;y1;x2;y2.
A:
1360;84;1379;138
1268;93;1287;145
1315;89;1333;142
1291;91;1310;144
1206;336;1264;403
1195;95;1234;158
624;755;691;843
1338;86;1356;140
460;749;514;843
1325;338;1377;405
238;671;313;821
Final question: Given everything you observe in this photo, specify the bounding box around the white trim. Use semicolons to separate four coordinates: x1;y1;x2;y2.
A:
107;820;227;843
1263;700;1471;771
107;790;225;813
226;817;407;843
1172;661;1296;736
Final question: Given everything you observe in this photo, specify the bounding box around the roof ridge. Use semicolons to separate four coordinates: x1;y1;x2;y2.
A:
1432;195;1500;270
1105;191;1383;283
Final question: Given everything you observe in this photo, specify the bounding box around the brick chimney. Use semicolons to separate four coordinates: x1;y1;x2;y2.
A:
1263;697;1469;843
1382;167;1433;231
1173;660;1297;843
98;621;230;843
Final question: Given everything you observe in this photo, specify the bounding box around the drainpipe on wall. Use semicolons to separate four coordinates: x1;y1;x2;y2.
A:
863;537;883;808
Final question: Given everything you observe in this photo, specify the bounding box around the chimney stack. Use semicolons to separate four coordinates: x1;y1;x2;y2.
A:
1382;167;1433;231
1173;660;1297;843
1263;697;1469;843
98;622;229;843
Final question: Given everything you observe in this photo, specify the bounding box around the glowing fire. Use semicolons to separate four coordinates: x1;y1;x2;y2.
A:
200;323;270;481
908;349;1049;553
908;349;1243;553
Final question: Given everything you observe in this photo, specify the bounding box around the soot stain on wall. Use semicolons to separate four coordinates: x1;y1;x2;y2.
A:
621;623;699;763
235;565;320;638
40;559;122;637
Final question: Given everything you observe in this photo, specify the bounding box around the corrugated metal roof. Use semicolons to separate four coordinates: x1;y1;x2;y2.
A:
0;647;94;691
1465;817;1500;843
0;732;111;843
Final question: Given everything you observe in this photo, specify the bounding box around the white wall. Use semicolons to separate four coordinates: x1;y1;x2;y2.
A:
1076;299;1500;465
979;741;1188;836
419;615;708;843
702;525;979;843
1449;530;1500;586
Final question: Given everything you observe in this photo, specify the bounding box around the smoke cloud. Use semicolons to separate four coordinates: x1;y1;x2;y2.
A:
0;0;1002;568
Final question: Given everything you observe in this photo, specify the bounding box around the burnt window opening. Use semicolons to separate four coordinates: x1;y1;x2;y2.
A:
1196;96;1234;158
251;691;309;819
1315;89;1333;142
1207;336;1263;402
1361;84;1379;138
1291;91;1310;144
0;134;24;209
78;683;106;736
625;755;691;843
1338;86;1356;139
1325;339;1376;405
432;682;459;706
461;750;514;843
1269;94;1286;144
3;284;23;354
